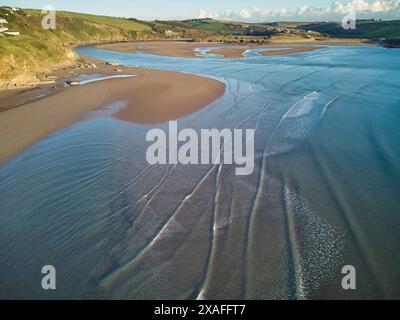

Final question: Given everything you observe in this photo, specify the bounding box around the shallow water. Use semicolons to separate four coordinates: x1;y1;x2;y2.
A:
0;45;399;299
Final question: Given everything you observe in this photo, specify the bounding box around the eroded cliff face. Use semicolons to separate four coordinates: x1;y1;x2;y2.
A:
0;45;83;89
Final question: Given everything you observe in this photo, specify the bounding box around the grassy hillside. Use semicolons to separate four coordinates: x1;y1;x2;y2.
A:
0;7;155;88
136;19;221;41
55;11;151;32
297;20;400;39
181;19;245;35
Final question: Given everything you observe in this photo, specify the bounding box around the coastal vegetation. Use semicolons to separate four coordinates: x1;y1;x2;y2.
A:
0;7;159;88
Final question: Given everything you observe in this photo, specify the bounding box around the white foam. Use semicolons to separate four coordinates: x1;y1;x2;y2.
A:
79;74;136;85
281;91;320;120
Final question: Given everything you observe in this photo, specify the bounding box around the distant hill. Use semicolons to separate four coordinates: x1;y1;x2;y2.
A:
297;20;400;40
180;18;400;41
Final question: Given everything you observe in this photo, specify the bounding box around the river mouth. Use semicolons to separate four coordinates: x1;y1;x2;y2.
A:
0;45;399;299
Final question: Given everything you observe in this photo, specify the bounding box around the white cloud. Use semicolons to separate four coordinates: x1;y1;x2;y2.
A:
198;9;214;19
197;0;400;22
297;5;309;16
240;9;251;19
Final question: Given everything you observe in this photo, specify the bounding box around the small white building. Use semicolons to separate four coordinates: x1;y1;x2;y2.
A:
0;27;8;33
0;18;8;24
4;30;20;36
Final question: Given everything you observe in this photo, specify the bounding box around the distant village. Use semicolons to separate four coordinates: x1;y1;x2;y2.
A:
0;6;22;36
242;24;317;37
184;18;320;40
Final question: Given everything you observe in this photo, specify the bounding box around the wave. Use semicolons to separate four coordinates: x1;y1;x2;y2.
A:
282;183;345;299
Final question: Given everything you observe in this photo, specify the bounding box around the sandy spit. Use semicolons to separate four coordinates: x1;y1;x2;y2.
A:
0;61;225;165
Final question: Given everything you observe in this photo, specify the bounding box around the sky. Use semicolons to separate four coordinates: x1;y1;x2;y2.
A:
1;0;399;21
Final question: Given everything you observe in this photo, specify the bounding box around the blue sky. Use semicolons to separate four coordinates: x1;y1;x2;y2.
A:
1;0;399;21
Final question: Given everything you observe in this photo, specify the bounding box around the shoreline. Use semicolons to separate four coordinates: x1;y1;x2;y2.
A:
0;56;225;165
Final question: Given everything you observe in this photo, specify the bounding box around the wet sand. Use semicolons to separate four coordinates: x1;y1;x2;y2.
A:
0;63;224;164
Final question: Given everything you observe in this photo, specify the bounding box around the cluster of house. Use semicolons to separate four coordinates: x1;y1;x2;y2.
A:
243;24;315;36
0;7;21;36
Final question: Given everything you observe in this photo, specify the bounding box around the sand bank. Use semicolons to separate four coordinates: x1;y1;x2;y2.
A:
260;45;323;56
98;39;372;59
96;41;220;58
207;46;252;59
207;40;371;58
174;44;323;59
0;63;224;164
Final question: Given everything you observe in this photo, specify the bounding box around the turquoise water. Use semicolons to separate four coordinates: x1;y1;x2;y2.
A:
0;45;399;299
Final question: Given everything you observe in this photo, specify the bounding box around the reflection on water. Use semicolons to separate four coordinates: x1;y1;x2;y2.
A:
82;100;128;119
0;46;399;299
78;74;135;85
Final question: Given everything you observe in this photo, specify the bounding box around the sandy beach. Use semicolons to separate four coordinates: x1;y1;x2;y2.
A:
0;61;224;164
